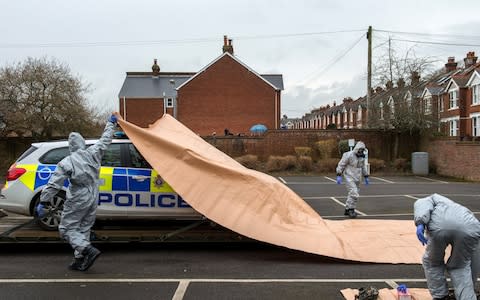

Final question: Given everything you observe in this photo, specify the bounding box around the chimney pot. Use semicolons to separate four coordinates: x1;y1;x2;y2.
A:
445;56;458;72
222;36;234;55
464;51;478;68
152;58;160;75
397;78;405;88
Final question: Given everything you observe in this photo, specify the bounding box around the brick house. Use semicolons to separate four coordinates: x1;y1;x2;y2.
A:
118;36;284;136
294;51;480;139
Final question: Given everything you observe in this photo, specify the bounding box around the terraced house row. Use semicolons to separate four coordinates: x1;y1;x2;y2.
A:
293;51;480;139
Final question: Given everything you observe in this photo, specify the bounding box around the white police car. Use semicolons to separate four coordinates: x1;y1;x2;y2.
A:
0;138;200;230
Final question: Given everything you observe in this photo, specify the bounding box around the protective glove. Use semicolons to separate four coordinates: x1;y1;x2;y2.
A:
336;175;342;184
364;176;369;185
36;203;46;218
108;114;118;124
416;224;428;246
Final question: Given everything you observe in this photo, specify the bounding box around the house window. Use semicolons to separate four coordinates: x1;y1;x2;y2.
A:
472;84;480;105
449;90;458;109
439;95;444;112
166;98;174;108
449;119;458;136
473;116;480;136
379;102;384;120
388;97;394;115
424;96;432;114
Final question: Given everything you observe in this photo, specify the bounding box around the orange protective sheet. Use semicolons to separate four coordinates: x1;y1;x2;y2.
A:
341;288;431;299
118;115;425;264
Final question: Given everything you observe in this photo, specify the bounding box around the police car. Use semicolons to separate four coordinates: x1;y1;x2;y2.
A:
0;137;200;230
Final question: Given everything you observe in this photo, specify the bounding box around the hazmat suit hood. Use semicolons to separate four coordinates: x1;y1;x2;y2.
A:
68;132;86;153
353;141;366;157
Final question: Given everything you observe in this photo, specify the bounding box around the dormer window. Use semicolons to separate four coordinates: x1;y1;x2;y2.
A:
449;90;458;109
388;96;395;115
166;98;174;108
473;84;480;105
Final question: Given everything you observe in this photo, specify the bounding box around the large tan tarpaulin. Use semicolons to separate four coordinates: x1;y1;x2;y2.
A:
341;288;431;299
118;114;425;264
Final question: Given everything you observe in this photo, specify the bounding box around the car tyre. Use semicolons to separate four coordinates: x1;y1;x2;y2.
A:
35;191;65;231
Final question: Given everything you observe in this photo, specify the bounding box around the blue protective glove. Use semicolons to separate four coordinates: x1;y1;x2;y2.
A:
364;176;369;185
336;175;342;184
416;224;428;246
36;203;45;218
108;114;118;124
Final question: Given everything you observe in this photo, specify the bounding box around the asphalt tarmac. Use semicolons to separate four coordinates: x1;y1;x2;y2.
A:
0;175;479;300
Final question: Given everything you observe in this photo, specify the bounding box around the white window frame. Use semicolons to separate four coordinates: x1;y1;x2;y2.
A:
449;90;458;109
379;102;384;120
472;84;480;105
439;95;444;112
424;96;432;114
166;98;174;108
472;113;480;137
449;119;459;136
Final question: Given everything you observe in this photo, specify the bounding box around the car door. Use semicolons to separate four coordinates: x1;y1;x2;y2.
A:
124;143;198;218
96;143;128;217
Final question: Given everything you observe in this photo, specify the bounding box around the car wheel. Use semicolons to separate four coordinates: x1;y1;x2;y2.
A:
35;191;65;231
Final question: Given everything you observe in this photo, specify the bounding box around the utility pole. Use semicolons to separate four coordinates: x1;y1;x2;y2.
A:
366;26;372;128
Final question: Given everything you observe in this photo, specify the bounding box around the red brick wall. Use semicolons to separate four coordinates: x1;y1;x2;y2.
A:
206;129;419;162
420;137;480;181
177;55;279;136
120;98;165;128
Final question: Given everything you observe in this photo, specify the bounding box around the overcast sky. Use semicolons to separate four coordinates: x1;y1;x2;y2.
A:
2;0;480;118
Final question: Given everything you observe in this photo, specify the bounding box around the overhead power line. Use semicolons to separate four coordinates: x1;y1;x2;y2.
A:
298;33;365;86
0;29;366;49
391;38;480;47
374;29;480;40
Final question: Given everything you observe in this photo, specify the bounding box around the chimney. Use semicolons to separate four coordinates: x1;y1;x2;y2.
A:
464;51;478;68
222;35;234;55
375;86;384;93
386;81;393;90
397;78;405;88
445;57;458;72
410;71;420;85
333;101;336;106
152;59;160;75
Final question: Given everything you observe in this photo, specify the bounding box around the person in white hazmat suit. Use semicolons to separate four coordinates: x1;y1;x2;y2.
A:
36;113;118;271
414;193;480;300
335;141;369;218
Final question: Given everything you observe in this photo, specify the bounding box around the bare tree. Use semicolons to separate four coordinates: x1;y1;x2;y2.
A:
373;41;438;87
0;57;103;138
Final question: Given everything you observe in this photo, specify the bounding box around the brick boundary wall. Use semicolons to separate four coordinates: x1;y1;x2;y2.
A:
420;137;480;181
0;130;422;179
206;129;420;162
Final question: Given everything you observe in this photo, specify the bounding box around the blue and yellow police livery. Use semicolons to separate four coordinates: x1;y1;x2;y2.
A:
0;139;199;230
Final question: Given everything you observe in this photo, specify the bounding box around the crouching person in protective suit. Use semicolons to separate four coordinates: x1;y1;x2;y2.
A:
414;193;480;300
37;112;119;271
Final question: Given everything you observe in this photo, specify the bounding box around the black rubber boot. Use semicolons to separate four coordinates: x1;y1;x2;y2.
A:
68;257;84;271
78;245;101;271
347;209;357;219
344;209;349;216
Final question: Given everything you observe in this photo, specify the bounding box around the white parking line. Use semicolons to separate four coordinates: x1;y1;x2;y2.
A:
303;193;480;200
404;195;419;200
370;176;394;183
0;278;429;283
415;176;449;184
324;176;336;183
172;280;189;300
330;197;367;216
385;280;398;289
277;177;286;184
